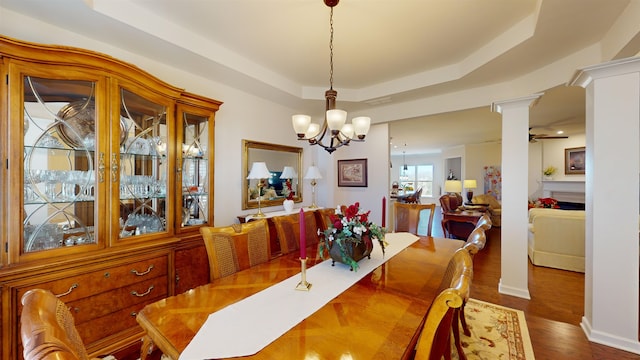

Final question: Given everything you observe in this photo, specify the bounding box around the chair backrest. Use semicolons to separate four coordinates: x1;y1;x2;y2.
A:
439;193;463;213
316;208;336;232
463;227;487;256
398;187;423;204
21;289;89;360
272;212;320;255
415;249;473;360
475;213;492;231
200;219;271;281
200;228;240;281
393;202;436;236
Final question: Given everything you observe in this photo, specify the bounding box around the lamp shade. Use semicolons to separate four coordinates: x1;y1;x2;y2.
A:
463;179;477;189
304;166;323;180
247;162;271;179
292;114;311;135
279;166;297;179
339;123;354;140
326;109;347;130
305;123;321;138
444;180;462;193
352;116;371;137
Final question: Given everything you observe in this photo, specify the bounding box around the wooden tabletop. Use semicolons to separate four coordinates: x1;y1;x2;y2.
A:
136;236;464;359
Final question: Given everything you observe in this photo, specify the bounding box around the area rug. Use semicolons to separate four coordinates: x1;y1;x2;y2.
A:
453;298;535;360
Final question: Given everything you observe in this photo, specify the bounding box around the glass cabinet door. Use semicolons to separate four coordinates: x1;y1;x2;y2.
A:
177;105;213;230
21;74;103;255
116;87;172;239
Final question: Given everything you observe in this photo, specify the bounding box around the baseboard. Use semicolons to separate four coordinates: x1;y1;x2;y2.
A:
498;278;531;299
581;316;640;355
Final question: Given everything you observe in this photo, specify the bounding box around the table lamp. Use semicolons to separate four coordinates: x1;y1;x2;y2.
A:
279;166;297;212
247;162;271;217
444;180;462;194
304;165;323;209
463;179;477;203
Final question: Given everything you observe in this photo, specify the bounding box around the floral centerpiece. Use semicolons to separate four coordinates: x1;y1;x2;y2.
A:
318;202;387;271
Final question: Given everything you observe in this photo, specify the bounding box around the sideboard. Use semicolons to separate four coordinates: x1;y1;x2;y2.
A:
0;35;220;359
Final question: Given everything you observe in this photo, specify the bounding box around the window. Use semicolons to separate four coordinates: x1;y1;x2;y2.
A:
400;165;434;197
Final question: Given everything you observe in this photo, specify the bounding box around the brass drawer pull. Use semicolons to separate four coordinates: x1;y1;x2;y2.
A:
130;311;137;317
131;264;154;276
98;152;106;183
111;153;119;183
55;283;78;298
131;285;154;297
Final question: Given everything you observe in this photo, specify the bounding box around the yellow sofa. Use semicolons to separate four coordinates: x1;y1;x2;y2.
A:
471;193;501;227
527;208;585;272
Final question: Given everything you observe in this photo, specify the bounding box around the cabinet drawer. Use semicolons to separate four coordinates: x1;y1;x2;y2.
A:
69;275;168;325
16;255;168;306
75;277;168;346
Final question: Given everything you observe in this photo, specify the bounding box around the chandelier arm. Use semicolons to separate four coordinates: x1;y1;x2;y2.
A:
313;120;330;143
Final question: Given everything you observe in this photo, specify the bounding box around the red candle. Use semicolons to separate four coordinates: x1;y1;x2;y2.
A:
382;196;386;228
299;209;307;259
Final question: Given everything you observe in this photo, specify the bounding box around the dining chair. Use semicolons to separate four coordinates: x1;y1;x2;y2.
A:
316;207;336;232
21;288;100;360
272;212;319;255
458;226;487;338
214;220;271;268
398;187;423;204
393;202;436;236
474;213;492;231
200;228;240;281
462;227;487;256
414;248;473;360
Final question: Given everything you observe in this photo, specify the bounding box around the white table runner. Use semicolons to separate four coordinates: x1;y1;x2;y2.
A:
179;232;419;360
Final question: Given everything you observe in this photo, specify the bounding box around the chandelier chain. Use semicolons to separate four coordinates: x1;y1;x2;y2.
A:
329;7;334;90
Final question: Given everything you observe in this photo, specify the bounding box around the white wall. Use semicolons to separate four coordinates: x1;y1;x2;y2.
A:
464;142;501;196
330;124;390;226
528;135;586;200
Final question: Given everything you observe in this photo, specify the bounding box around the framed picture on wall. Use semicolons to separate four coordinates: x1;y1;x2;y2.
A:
337;158;368;187
565;147;585;174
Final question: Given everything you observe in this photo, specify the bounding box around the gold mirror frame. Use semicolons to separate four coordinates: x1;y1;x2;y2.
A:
242;140;303;210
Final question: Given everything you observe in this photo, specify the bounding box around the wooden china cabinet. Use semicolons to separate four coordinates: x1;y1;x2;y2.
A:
0;36;220;359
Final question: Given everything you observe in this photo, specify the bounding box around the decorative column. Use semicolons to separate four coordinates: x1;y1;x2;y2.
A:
570;57;640;354
492;94;542;300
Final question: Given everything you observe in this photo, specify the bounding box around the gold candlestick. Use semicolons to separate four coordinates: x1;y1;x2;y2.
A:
295;257;312;291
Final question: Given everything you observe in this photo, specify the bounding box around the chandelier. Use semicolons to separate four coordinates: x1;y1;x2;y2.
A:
291;0;371;154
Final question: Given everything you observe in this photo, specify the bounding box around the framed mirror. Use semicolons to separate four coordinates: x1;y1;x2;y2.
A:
242;140;303;210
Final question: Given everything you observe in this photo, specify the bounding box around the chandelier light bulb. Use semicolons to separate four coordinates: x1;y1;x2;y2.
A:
305;123;321;139
292;114;311;137
326;109;347;131
352;116;371;139
340;123;354;140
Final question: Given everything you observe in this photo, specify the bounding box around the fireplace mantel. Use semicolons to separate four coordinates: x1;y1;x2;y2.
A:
542;180;585;203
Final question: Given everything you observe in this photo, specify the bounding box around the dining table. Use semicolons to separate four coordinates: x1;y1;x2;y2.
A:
136;234;464;360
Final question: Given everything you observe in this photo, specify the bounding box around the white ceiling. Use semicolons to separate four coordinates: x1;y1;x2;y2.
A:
2;0;638;155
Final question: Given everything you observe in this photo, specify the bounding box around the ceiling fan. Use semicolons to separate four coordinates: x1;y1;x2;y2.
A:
529;128;568;143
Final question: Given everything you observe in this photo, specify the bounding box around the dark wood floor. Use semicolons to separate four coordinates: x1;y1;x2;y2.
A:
429;214;640;359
